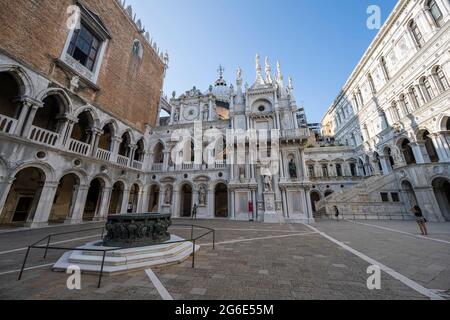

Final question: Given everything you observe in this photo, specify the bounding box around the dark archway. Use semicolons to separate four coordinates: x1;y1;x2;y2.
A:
310;191;321;213
432;178;450;221
33;95;65;133
71;111;94;144
214;183;228;218
153;142;165;164
83;178;104;221
1;167;46;226
400;139;416;165
128;184;140;213
401;180;418;211
148;185;160;212
49;173;80;224
98;123;114;152
421;131;439;163
324;190;334;198
0;72;22;119
180;184;192;217
108;181;125;215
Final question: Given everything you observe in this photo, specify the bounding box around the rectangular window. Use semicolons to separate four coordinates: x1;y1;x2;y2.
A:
391;193;400;202
67;23;101;71
381;192;389;202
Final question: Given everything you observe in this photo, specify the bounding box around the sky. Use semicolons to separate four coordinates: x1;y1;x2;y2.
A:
127;0;398;123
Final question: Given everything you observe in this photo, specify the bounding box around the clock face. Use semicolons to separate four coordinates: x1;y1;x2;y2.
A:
183;106;200;121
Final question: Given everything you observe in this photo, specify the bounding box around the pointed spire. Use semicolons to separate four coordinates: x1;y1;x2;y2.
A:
265;57;272;84
255;54;264;84
276;61;283;84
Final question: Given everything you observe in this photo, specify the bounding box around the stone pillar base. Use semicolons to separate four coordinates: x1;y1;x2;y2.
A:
26;221;49;229
64;218;83;225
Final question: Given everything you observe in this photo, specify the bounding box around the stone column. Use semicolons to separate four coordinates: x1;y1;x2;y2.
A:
120;187;131;214
21;104;40;138
28;181;59;228
67;185;89;224
208;186;214;218
230;191;236;219
110;137;122;163
431;133;450;162
410;142;426;164
14;100;32;136
172;189;180;218
128;144;138;167
95;187;112;221
0;178;15;220
379;156;391;175
163;150;170;171
90;128;103;157
305;189;314;222
292;110;299;129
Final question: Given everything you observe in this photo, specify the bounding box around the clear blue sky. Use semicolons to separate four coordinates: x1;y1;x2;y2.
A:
127;0;398;123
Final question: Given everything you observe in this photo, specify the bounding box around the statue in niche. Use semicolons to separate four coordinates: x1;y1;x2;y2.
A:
264;175;273;192
239;166;245;181
198;185;207;206
289;158;298;179
203;106;209;121
164;185;173;205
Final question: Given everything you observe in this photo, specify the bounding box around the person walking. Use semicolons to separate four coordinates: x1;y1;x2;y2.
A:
192;204;198;220
411;205;428;236
334;206;340;220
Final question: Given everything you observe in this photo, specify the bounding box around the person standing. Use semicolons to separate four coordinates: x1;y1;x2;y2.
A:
334;206;340;220
411;205;428;236
192;204;198;220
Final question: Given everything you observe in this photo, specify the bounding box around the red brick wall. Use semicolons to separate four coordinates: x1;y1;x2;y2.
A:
0;0;164;132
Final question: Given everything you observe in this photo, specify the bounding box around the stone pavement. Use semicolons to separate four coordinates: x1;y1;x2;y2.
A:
0;218;448;300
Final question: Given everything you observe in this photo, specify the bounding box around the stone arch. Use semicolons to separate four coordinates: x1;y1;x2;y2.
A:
74;106;100;128
213;182;228;218
148;183;161;212
134;138;146;162
431;176;450;221
400;179;418;211
1;166;46;225
436;114;450;131
33;93;70;134
49;173;81;224
108;180;127;215
310;190;322;213
10;161;55;183
0;65;34;98
396;137;416;165
152;140;166;164
83;176;107;221
179;181;194;217
251;98;273;113
71;108;98;145
416;128;439;163
36;88;73;115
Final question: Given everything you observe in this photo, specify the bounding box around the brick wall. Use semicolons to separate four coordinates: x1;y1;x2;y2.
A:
0;0;165;132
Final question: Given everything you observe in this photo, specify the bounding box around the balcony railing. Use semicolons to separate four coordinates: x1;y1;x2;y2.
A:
68;138;91;156
152;163;164;172
28;126;59;147
280;128;310;140
0;114;17;134
132;160;143;170
214;161;228;169
96;148;112;162
117;155;129;167
182;163;194;170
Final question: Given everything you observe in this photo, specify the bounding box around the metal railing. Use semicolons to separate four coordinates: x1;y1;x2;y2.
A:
17;223;215;288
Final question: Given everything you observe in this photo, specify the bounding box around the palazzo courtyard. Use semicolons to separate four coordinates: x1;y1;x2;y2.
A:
0;218;449;300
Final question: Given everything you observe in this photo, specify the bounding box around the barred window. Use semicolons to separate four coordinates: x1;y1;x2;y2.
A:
67;23;101;71
427;0;443;27
409;20;424;48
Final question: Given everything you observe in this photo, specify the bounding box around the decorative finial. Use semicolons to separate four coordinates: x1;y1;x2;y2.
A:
255;54;264;84
218;65;225;80
288;77;294;90
236;66;242;81
265;57;272;84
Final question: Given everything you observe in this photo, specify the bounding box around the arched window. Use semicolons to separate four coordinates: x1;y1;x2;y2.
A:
420;77;435;101
380;56;390;81
352;93;360;112
408;20;424;48
350;163;357;177
368;73;376;94
336;164;343;177
399;94;411;115
132;40;143;59
426;0;443;27
409;86;421;109
322;164;329;178
308;165;315;178
433;66;450;92
357;88;364;106
391;101;401;122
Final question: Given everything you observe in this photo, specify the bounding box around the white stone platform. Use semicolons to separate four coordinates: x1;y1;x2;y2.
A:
53;235;200;275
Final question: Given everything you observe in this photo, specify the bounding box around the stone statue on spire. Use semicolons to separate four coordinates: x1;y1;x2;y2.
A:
236;66;242;81
255;53;265;85
265;57;272;84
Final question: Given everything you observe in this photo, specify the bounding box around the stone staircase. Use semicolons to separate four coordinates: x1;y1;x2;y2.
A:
317;174;412;221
